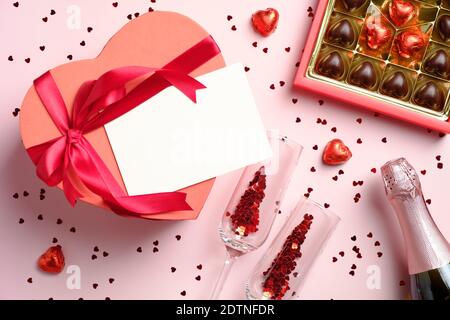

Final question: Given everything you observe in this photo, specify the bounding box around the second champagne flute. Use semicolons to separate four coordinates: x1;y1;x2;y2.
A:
211;133;303;299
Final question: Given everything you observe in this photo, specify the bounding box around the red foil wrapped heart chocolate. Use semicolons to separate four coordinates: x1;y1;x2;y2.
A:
322;139;352;165
365;16;392;50
251;8;279;37
396;29;426;59
388;0;417;27
38;245;65;274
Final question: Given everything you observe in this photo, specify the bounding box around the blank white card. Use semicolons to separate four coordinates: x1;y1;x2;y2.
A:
105;63;272;195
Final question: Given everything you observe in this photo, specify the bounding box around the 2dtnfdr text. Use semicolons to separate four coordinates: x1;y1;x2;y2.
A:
176;304;275;317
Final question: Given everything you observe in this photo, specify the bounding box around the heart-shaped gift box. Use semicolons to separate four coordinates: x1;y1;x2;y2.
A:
20;11;225;220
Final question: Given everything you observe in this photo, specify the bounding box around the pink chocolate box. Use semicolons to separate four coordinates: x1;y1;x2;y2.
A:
294;0;450;134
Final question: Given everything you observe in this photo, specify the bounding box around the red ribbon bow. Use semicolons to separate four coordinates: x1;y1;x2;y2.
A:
26;36;221;217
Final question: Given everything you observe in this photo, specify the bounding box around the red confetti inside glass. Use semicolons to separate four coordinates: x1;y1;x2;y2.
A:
261;214;314;300
229;166;267;236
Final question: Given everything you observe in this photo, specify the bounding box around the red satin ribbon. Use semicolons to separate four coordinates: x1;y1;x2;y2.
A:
26;36;221;217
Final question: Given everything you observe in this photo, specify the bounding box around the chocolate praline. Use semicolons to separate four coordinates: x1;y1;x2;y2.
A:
438;15;450;42
342;0;366;11
413;81;445;111
424;49;450;80
348;61;377;90
396;30;426;59
317;51;345;80
327;19;355;47
380;71;409;99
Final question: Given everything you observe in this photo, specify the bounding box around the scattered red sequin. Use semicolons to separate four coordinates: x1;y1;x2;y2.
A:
261;214;313;300
229;167;266;236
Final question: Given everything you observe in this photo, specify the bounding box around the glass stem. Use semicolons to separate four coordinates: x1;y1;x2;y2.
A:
210;246;242;300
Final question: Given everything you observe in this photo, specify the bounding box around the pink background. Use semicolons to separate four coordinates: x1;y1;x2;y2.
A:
1;0;449;300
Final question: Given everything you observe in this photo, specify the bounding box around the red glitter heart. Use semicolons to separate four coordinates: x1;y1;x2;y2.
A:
251;8;279;37
38;245;65;273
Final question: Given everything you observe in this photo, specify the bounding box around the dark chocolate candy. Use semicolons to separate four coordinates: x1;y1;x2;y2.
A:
438;15;450;42
349;61;377;89
413;81;445;111
327;19;355;47
424;49;450;80
342;0;366;11
380;71;409;99
317;51;345;80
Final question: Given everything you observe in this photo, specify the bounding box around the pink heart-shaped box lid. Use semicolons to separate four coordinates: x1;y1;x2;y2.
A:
20;11;225;220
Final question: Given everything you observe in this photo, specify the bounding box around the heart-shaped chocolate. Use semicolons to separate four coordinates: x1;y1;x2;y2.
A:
38;245;65;273
388;0;416;27
327;19;355;47
380;71;409;99
396;30;426;59
342;0;366;11
317;51;345;80
251;8;279;37
322;139;352;165
413;81;445;111
424;49;450;80
438;15;450;42
365;17;392;50
20;12;223;221
349;61;377;90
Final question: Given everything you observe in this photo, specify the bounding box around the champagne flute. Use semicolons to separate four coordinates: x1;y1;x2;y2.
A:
246;198;340;300
211;133;303;299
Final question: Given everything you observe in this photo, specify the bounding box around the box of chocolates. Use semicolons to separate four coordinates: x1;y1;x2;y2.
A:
294;0;450;133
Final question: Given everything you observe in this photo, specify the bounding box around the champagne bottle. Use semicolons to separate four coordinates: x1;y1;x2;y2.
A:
381;158;450;300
